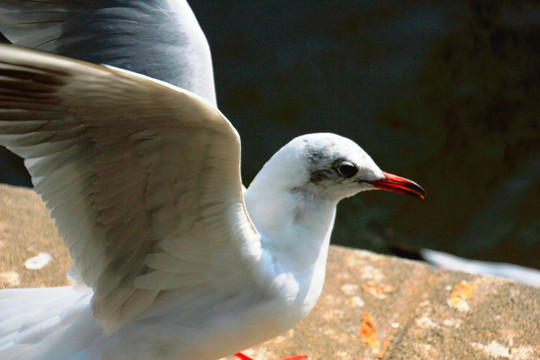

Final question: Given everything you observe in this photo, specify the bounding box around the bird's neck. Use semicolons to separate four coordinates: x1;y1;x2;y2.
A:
244;176;337;274
244;177;337;319
243;151;341;322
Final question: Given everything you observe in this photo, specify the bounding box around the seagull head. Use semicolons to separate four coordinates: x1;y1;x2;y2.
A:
253;133;426;203
244;132;425;273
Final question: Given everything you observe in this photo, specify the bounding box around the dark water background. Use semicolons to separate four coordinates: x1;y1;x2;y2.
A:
1;1;539;269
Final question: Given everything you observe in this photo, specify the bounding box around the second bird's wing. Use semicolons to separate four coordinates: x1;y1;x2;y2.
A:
0;0;216;104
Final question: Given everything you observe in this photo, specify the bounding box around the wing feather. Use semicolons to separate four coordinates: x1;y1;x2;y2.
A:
0;0;216;104
0;44;262;333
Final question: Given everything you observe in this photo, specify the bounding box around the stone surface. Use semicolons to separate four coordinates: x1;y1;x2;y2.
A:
0;184;70;289
0;183;538;359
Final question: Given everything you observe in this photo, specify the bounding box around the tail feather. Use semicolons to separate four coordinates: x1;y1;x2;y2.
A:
0;286;103;360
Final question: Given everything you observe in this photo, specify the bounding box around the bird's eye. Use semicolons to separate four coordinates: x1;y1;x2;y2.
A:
336;161;358;178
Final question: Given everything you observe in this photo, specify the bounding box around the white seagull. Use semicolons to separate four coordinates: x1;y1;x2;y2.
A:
0;44;425;360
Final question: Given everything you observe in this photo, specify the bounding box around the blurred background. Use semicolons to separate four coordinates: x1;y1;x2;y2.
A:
1;0;539;269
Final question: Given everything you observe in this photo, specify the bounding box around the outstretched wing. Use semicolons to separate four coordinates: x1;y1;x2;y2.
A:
0;45;261;333
0;0;216;104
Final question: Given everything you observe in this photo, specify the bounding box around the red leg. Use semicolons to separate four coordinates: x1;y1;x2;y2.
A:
234;353;307;360
235;353;254;360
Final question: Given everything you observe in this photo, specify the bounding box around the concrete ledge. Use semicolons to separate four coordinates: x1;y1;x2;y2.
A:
0;184;538;359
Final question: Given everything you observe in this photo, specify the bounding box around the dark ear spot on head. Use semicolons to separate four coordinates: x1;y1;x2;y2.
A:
310;169;334;183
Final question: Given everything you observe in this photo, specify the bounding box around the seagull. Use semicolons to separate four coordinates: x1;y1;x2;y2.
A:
0;44;425;360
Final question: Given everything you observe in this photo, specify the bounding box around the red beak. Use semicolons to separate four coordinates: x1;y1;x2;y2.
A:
366;171;426;199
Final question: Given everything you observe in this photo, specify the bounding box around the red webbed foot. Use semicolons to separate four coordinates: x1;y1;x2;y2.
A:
235;352;308;360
